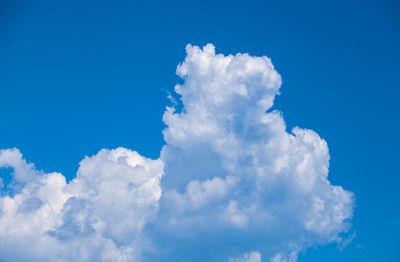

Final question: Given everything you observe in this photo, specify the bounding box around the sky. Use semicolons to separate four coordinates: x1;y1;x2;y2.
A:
0;0;399;261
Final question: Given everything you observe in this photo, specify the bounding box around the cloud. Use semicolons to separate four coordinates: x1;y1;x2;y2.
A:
0;44;354;261
0;148;163;262
229;251;262;262
158;44;354;260
0;148;41;184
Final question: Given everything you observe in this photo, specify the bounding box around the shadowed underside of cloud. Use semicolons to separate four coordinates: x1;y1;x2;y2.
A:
0;44;354;262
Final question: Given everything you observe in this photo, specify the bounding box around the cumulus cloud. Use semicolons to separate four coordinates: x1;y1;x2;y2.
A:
159;44;354;261
0;148;163;262
0;44;354;261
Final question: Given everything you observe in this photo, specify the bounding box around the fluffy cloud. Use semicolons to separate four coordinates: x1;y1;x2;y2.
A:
0;44;354;261
0;148;163;262
159;44;354;261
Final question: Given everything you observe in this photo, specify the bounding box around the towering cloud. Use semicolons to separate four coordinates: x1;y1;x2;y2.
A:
159;44;354;261
0;44;354;261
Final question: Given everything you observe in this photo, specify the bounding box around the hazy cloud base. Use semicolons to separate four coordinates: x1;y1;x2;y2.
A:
0;44;354;262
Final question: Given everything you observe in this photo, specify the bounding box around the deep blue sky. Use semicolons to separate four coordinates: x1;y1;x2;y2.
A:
1;0;399;261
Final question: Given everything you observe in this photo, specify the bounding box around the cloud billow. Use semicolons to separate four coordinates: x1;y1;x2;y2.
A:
0;44;354;262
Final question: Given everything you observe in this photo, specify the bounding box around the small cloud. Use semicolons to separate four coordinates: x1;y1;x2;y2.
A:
229;251;262;262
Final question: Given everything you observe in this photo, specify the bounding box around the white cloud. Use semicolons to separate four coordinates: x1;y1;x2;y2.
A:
270;250;299;262
0;148;163;262
229;251;262;262
0;148;41;184
0;44;354;262
159;44;354;261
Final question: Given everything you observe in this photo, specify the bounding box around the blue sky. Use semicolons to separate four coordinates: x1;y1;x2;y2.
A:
0;0;399;261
